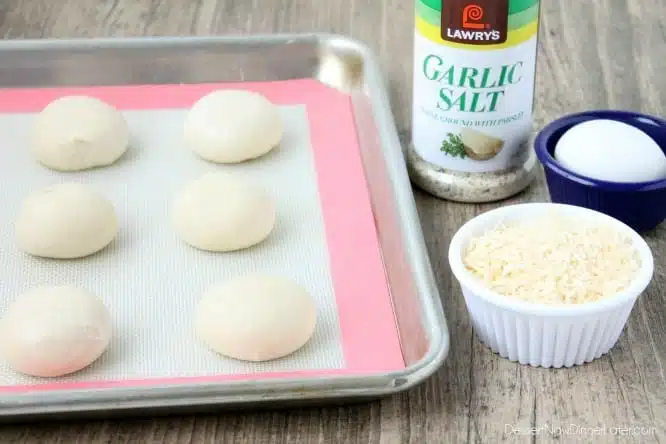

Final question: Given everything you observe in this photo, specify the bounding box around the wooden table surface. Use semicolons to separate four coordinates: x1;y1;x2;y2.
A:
1;0;666;442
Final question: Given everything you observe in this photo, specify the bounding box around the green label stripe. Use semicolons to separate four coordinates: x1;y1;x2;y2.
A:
420;0;537;15
416;0;538;30
508;3;539;29
415;0;442;27
415;1;442;27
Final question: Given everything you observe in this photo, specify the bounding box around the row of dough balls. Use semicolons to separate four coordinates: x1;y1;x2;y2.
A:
0;276;317;378
17;172;276;259
23;87;286;257
1;91;317;378
31;89;284;171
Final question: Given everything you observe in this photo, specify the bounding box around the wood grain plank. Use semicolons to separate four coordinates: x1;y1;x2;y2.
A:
528;2;666;443
0;1;62;38
0;0;665;443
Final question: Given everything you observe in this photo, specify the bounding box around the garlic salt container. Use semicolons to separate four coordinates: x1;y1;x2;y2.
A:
535;110;666;232
448;203;653;368
408;0;541;203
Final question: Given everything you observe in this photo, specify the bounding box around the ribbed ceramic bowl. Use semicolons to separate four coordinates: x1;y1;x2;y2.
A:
448;202;654;368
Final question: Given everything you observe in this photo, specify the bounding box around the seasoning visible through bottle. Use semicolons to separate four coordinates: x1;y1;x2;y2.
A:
409;0;541;202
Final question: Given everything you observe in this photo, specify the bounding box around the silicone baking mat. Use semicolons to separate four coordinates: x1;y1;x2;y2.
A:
0;79;404;392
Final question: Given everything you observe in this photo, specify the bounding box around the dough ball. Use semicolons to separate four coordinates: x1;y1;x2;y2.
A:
195;275;317;362
171;172;276;252
31;95;129;171
0;285;112;377
16;183;118;259
183;90;283;163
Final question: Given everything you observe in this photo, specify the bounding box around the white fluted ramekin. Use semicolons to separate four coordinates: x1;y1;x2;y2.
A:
448;203;654;368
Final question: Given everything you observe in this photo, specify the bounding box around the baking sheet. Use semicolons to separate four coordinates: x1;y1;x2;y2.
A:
0;80;405;391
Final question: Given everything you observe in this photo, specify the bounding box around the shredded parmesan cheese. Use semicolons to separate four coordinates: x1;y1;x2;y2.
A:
463;212;642;305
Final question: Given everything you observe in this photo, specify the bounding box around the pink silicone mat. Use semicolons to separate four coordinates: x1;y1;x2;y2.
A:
0;79;405;393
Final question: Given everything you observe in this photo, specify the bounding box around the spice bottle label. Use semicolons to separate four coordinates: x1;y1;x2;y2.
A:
412;0;539;173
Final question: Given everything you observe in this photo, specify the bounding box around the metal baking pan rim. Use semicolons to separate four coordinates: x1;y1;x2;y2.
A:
0;33;367;54
0;356;446;416
344;31;450;384
0;33;450;414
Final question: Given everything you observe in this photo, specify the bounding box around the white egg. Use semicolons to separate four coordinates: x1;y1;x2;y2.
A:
553;119;666;183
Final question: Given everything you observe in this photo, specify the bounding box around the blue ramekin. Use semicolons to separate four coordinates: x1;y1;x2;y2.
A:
534;110;666;232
